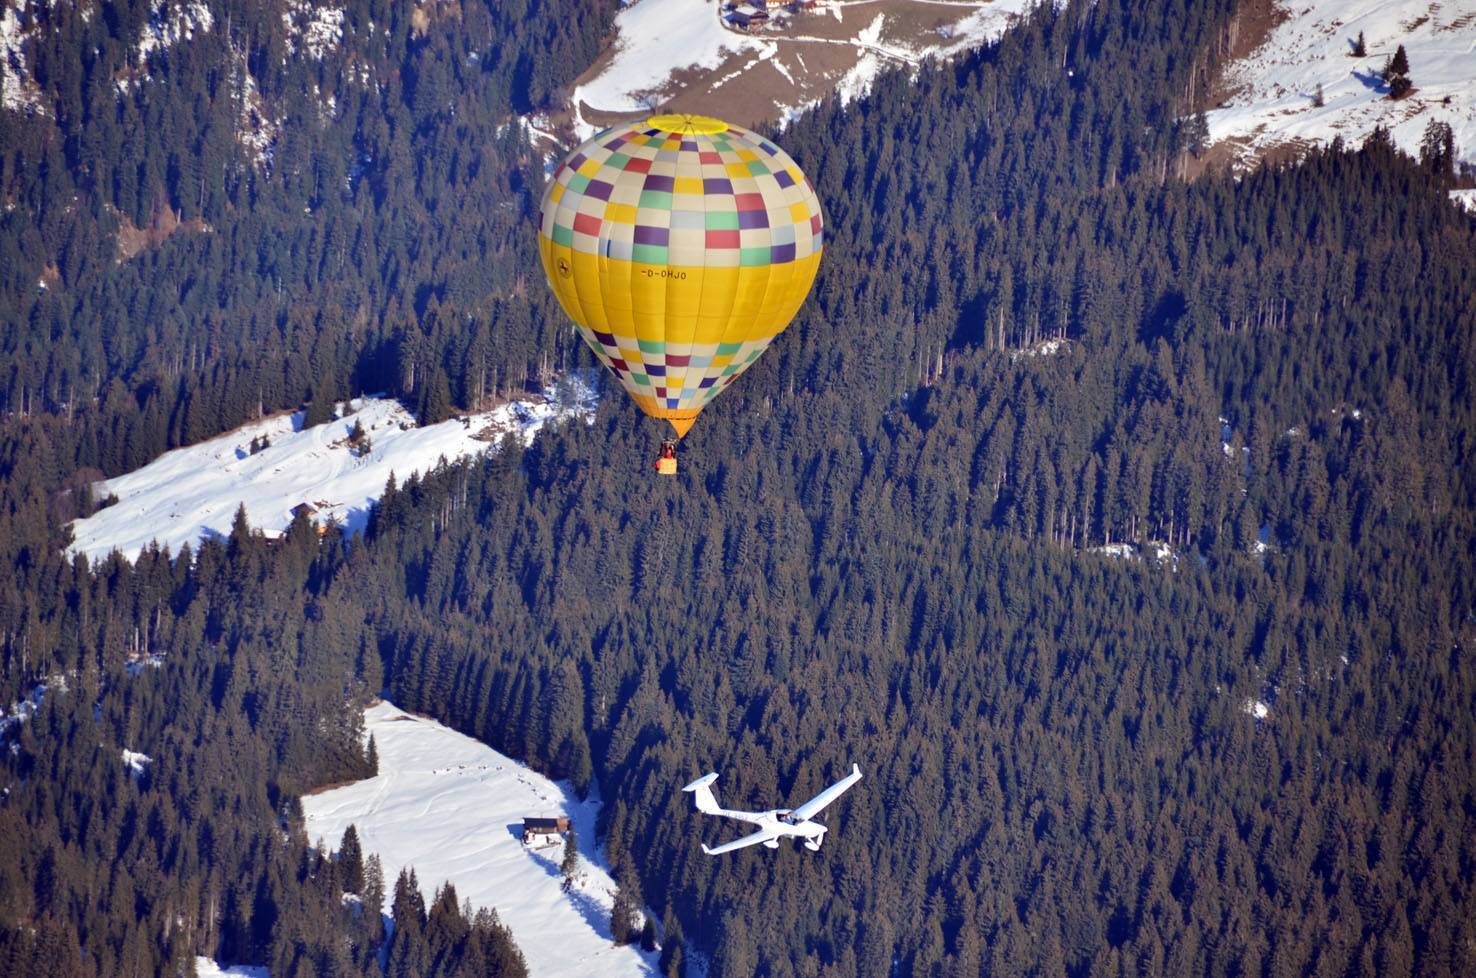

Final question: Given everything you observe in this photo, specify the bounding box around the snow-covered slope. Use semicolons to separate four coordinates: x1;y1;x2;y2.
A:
574;0;765;118
1207;0;1476;168
67;380;596;564
302;702;657;978
1;0;46;114
569;0;1033;135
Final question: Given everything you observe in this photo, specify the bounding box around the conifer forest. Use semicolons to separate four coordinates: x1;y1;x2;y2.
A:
1;0;1473;975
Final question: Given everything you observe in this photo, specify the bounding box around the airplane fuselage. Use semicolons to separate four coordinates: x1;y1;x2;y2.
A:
752;810;827;849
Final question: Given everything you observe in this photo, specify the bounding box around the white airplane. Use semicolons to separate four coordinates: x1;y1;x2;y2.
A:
682;764;862;855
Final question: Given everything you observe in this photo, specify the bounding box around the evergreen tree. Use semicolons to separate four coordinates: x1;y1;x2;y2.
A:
560;826;579;885
339;825;365;895
610;887;636;946
1383;44;1412;97
659;908;685;978
305;388;337;428
1419;119;1455;178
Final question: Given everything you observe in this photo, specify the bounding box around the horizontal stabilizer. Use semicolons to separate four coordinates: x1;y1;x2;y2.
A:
682;772;719;793
683;772;723;815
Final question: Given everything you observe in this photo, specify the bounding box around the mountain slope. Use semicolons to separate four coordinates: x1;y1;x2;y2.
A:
564;0;1035;133
68;382;595;563
304;702;657;978
1206;0;1476;167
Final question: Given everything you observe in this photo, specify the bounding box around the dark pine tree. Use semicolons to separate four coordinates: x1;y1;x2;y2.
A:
339;825;365;894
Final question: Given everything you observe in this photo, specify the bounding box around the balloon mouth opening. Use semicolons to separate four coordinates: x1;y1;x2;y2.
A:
667;417;696;439
646;113;730;136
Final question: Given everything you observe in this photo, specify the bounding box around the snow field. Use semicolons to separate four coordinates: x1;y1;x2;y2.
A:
302;702;657;978
1206;0;1476;167
67;380;596;564
194;959;269;978
570;0;1034;135
573;0;766;124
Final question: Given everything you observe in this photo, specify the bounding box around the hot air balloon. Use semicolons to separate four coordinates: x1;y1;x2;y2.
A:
537;114;823;474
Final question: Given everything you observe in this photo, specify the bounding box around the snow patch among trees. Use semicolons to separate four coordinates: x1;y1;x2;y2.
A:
302;702;657;978
193;958;269;978
67;380;597;564
281;2;345;60
121;748;153;776
0;679;53;739
1;0;46;114
138;0;214;63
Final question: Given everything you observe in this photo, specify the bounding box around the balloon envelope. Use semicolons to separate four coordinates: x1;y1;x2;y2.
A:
538;114;823;437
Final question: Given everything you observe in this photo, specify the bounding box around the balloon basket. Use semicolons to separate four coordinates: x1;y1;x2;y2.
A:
656;457;678;476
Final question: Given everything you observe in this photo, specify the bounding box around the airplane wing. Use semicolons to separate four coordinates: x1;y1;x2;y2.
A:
788;763;862;823
701;826;780;856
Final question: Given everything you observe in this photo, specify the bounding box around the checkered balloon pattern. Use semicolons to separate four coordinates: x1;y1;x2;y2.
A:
538;114;823;437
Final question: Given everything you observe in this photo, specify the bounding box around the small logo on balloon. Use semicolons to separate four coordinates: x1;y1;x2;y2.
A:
557;258;571;278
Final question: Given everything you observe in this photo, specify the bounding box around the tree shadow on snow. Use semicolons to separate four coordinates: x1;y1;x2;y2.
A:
513;837;629;950
563;885;618;944
1352;69;1388;95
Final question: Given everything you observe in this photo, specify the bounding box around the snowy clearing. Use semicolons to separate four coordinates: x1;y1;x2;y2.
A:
573;0;765;121
1086;540;1179;567
302;702;657;978
121;748;153;777
568;0;1033;135
1009;337;1070;362
194;959;269;978
67;380;596;564
1206;0;1476;168
1243;698;1271;720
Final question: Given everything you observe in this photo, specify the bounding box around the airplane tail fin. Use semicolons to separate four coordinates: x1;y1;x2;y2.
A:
682;772;722;815
700;843;714;856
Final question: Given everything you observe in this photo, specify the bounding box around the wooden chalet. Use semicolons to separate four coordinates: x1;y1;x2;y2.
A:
522;816;571;843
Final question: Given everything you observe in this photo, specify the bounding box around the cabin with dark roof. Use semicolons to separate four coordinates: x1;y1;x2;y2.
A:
522;816;571;843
